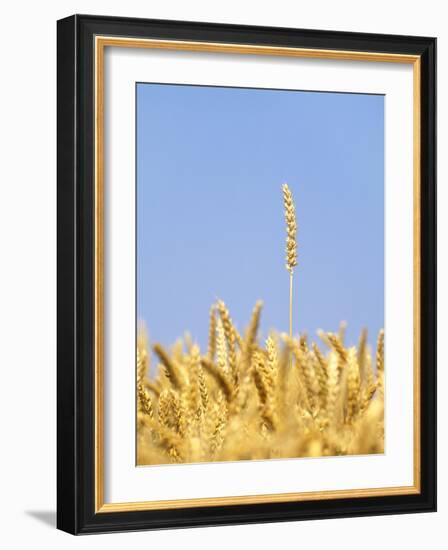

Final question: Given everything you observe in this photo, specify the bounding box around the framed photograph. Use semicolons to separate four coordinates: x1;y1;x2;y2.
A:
57;14;436;534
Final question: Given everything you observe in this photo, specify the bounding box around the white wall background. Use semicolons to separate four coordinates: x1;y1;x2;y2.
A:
0;1;444;547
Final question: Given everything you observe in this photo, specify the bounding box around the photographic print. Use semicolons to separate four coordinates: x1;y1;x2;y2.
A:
57;16;436;533
136;83;385;466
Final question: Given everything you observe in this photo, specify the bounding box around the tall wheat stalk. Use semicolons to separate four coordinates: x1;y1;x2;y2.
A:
282;183;298;339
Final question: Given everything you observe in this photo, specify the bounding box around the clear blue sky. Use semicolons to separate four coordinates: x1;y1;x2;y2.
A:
137;83;384;352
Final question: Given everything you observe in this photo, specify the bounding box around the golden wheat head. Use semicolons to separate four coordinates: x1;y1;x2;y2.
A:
282;183;298;274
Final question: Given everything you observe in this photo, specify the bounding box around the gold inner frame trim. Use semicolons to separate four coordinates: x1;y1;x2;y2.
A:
94;35;421;513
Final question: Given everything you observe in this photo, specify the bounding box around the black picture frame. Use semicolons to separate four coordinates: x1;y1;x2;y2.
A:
57;14;436;535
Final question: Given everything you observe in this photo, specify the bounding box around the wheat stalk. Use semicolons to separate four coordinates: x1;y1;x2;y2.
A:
201;357;234;403
282;183;298;340
153;343;182;389
137;383;154;418
217;300;238;381
208;304;217;361
243;300;263;370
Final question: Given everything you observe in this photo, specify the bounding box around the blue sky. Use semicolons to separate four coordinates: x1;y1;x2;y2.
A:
136;83;384;352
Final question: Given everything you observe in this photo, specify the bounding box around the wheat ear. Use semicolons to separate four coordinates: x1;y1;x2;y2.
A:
217;300;238;380
282;183;297;340
200;358;233;402
153;343;182;389
208;304;217;361
243;301;263;369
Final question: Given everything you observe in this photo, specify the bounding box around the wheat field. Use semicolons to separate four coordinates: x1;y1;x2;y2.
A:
137;185;384;465
136;305;384;465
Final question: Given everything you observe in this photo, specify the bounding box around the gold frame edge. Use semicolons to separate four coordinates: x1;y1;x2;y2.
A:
94;36;422;513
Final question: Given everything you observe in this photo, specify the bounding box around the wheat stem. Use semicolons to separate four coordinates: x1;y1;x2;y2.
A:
283;183;297;366
289;272;293;339
282;183;297;346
